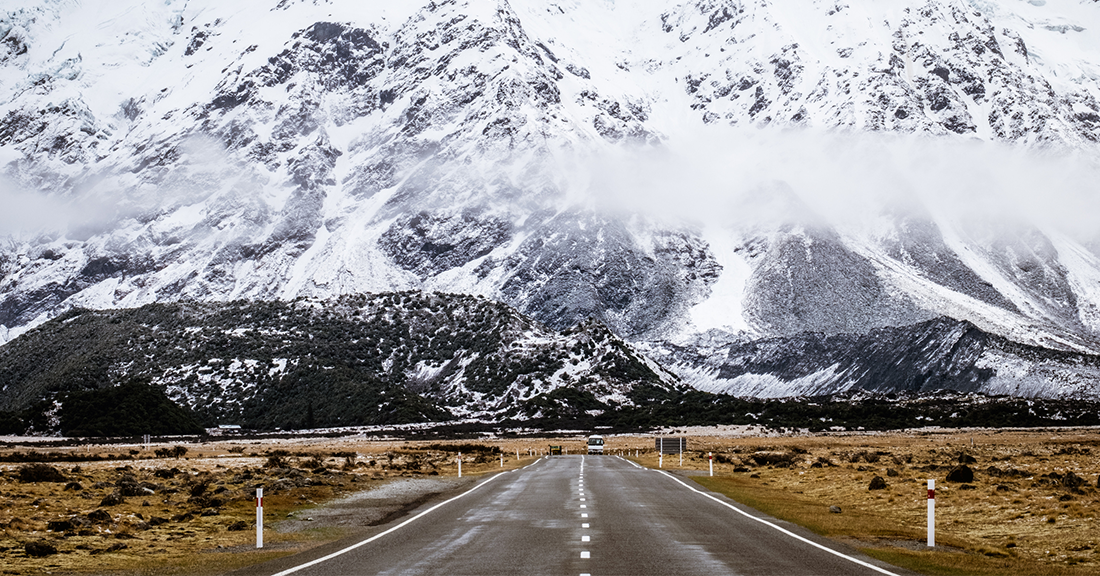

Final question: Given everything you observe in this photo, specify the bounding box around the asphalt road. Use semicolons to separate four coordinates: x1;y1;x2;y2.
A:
239;455;920;576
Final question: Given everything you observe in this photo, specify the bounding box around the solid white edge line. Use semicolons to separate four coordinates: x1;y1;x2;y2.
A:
655;471;903;576
268;458;542;576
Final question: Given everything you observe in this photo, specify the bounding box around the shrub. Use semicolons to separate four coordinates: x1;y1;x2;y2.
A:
17;463;67;483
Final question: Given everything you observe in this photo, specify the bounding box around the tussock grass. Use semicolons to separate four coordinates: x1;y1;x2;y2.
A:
620;428;1100;576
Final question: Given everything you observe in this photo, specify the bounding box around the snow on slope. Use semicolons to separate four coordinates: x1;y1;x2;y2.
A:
2;0;1100;398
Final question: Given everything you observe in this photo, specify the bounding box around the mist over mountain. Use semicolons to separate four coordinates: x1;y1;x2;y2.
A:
2;0;1100;413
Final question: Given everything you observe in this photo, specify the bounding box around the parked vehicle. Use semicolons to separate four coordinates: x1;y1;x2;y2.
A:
549;445;562;455
587;435;604;454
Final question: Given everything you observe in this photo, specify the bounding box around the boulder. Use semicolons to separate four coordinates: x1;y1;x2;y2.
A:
868;476;888;490
1061;471;1085;489
828;505;842;514
16;464;67;483
25;540;57;557
946;465;974;483
100;491;125;507
87;509;112;524
47;520;74;532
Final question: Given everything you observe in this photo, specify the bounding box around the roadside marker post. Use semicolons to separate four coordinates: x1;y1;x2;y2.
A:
256;488;264;548
927;479;935;547
501;453;504;467
458;453;462;477
659;453;663;468
709;452;713;476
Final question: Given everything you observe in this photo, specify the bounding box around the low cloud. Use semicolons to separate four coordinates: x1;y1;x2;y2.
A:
585;127;1100;240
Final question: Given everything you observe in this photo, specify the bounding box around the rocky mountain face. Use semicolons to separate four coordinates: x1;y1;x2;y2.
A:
2;0;1100;405
0;292;679;428
644;315;1100;399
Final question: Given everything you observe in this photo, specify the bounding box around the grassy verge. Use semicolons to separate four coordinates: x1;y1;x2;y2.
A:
693;475;1098;576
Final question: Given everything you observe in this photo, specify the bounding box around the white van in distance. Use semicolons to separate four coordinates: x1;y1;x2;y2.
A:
587;435;604;454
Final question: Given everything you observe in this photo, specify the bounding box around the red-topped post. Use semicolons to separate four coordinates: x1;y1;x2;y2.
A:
927;479;935;547
256;487;264;548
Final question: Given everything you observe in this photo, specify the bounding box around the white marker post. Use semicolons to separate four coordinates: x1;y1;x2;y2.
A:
501;452;504;468
659;452;663;468
927;479;935;547
709;452;713;477
256;487;264;548
458;453;462;478
679;448;683;467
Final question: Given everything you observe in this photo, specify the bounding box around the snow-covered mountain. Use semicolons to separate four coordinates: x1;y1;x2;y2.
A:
0;292;680;427
3;0;1100;400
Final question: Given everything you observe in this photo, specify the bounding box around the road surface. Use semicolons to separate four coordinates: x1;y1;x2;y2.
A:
237;455;919;576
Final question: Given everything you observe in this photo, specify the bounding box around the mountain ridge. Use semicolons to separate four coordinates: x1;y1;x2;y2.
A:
2;0;1100;401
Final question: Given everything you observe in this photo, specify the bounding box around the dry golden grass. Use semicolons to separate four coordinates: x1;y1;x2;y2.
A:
4;429;1098;575
613;429;1100;575
0;437;559;575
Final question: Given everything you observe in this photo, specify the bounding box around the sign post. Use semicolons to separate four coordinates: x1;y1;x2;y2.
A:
927;479;935;547
256;487;264;548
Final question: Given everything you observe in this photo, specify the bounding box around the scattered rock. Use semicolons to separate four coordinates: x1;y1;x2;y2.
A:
828;505;842;514
47;520;74;532
960;484;976;490
153;468;180;479
946;465;974;483
148;516;169;527
227;520;248;531
200;508;220;517
64;482;83;491
958;453;977;465
100;491;125;507
90;543;128;555
171;512;194;523
25;540;58;557
87;509;112;524
1061;471;1085;489
17;463;67;483
868;476;888;490
886;468;899;477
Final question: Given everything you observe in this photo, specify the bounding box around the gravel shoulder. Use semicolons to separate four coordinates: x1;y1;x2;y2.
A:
273;475;475;533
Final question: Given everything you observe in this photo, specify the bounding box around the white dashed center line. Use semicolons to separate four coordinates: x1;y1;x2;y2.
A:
581;551;591;559
582;535;590;542
582;523;589;528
